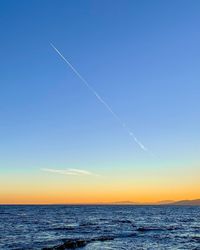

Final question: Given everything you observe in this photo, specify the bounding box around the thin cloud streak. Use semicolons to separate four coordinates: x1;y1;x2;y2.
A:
50;43;148;152
41;168;100;177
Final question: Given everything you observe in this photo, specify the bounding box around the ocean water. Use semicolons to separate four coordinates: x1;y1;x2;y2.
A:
0;205;200;250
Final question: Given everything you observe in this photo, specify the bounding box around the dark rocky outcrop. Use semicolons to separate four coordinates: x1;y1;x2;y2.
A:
42;236;115;250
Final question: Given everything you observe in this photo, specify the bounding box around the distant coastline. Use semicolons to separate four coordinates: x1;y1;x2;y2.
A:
110;199;200;206
1;199;200;206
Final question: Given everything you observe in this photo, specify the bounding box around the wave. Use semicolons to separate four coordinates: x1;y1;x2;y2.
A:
50;227;75;231
111;219;132;224
79;222;96;227
136;225;180;232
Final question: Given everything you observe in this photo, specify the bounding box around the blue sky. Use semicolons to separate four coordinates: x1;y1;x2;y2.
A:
1;0;200;177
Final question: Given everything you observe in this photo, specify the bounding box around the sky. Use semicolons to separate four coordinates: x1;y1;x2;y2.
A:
0;0;200;204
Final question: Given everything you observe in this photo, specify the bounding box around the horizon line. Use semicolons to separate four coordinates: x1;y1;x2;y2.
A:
1;198;200;206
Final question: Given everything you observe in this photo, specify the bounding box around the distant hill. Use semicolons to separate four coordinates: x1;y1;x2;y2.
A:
111;201;139;205
170;199;200;206
111;199;200;206
156;200;174;205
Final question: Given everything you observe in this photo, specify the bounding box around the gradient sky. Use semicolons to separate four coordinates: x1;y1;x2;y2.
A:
0;0;200;204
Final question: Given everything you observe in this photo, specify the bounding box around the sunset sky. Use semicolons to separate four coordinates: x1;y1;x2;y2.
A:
0;0;200;204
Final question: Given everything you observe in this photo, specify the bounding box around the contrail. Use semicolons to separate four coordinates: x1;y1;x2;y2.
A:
50;43;148;152
41;168;100;177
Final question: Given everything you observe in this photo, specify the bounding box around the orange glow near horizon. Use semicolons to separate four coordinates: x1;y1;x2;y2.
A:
1;181;200;204
1;165;199;204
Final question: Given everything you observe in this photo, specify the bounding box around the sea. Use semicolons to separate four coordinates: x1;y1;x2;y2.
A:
0;205;200;249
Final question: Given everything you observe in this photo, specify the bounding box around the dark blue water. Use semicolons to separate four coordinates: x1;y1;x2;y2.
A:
0;205;200;249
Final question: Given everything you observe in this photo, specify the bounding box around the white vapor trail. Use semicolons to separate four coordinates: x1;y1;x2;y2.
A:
41;168;100;177
50;43;148;152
